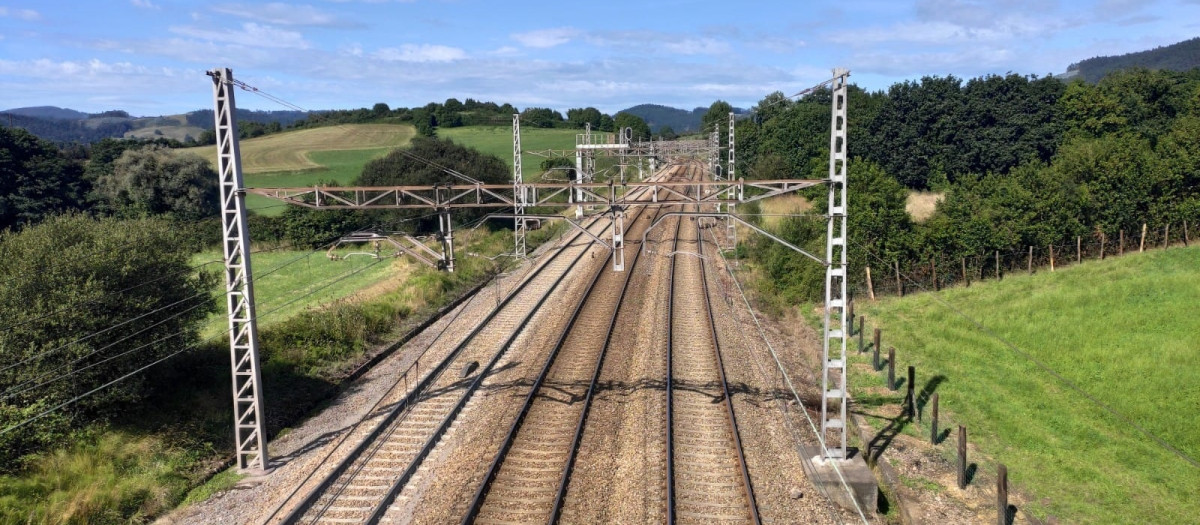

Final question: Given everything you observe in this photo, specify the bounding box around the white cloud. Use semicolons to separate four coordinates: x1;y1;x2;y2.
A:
168;22;310;49
211;3;354;27
0;7;41;20
373;44;466;62
662;37;731;56
512;27;578;48
130;0;160;9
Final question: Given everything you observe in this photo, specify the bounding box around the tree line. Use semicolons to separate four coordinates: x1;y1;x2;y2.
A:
736;68;1200;302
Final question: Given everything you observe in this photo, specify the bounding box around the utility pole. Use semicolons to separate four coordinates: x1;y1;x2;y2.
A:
821;68;850;460
512;114;526;258
727;111;737;244
208;67;269;474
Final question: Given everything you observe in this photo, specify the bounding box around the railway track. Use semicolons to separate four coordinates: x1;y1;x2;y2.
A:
666;184;760;523
458;168;678;524
277;215;614;524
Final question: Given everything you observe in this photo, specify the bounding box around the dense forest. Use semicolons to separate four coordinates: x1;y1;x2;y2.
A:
736;67;1200;303
1068;36;1200;83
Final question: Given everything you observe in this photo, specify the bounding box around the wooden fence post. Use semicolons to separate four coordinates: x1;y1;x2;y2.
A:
886;347;896;390
931;258;938;291
873;337;881;371
894;260;903;297
1163;224;1170;249
865;266;876;301
1185;220;1190;247
930;393;939;444
1077;236;1081;264
995;251;1001;280
1119;229;1124;255
998;464;1009;525
848;300;855;333
1049;244;1055;272
1027;246;1033;273
1140;223;1147;252
907;365;916;419
858;317;865;352
962;257;969;287
1100;232;1107;260
958;425;968;490
873;328;881;356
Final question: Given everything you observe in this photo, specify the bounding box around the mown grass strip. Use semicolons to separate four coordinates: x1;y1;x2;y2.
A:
855;246;1200;524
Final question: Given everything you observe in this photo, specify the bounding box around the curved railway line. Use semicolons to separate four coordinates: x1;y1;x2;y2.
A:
276;166;684;525
666;199;760;523
276;214;613;524
256;162;821;525
458;168;678;524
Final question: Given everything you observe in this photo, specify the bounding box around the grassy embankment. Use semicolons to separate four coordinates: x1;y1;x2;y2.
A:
853;245;1200;523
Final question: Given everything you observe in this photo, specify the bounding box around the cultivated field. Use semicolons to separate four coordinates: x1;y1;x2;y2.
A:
856;245;1200;523
439;126;578;181
194;123;416;174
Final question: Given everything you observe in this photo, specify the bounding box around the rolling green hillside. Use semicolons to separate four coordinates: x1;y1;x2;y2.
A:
856;245;1200;523
439;125;579;182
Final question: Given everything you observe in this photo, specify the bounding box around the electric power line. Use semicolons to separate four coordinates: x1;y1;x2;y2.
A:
0;255;385;438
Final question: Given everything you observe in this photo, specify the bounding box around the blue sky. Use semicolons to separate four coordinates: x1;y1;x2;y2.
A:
1;0;1198;116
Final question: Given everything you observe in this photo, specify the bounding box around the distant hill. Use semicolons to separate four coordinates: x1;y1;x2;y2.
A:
3;106;91;121
618;104;707;133
0;107;309;144
619;103;749;134
1066;36;1200;83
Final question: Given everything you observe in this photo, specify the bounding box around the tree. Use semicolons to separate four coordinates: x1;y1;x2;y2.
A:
657;125;678;140
701;100;734;135
0;214;217;469
613;112;651;142
0;127;89;231
372;102;391;116
566;107;604;129
356;137;510;231
521;107;564;128
97;145;219;221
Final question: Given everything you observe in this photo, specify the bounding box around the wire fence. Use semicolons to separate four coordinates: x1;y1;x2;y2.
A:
855;220;1195;300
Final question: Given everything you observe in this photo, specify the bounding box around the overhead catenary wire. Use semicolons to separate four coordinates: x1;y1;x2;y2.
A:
705;226;870;524
0;241;312;372
1;240;306;335
851;238;1200;469
0;254;385;438
1;239;338;394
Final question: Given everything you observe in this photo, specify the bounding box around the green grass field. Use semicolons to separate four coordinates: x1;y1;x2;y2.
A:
855;246;1200;523
194;247;411;339
439;126;579;182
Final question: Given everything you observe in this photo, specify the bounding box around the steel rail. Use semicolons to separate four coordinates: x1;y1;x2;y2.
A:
458;166;678;525
666;163;760;524
694;208;761;524
281;214;612;525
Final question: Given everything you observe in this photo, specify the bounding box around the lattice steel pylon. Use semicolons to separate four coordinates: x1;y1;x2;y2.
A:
512;114;526;257
821;68;850;460
208;67;269;473
727;111;737;239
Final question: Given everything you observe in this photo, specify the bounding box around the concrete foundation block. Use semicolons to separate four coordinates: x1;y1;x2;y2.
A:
800;445;877;516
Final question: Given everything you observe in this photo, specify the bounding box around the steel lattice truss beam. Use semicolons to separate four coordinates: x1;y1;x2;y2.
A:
527;138;715;160
246;179;821;210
